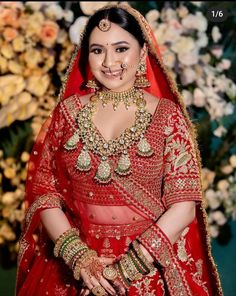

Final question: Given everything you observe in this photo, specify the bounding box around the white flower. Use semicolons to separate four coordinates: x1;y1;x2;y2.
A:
217;180;230;191
213;125;227;137
25;2;44;11
178;49;199;66
146;9;159;24
182;12;207;32
193;88;206;107
217;59;231;71
171;36;195;54
163;20;183;43
229;155;236;168
196;33;208;48
154;23;167;45
212;211;227;225
226;81;236;99
80;2;117;16
162;51;176;68
205;190;220;210
212;26;222;43
181;67;197;85
69;16;88;45
221;165;233;175
182;90;193;106
190;2;202;7
209;225;219;238
224;102;234;116
177;6;189;18
63;10;74;23
45;3;64;20
161;8;177;22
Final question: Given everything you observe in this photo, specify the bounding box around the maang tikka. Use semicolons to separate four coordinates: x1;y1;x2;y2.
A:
98;18;111;32
134;60;151;88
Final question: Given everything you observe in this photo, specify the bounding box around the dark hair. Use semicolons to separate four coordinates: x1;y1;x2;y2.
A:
79;7;145;82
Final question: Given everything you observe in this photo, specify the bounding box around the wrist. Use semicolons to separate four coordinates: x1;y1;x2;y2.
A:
139;243;154;263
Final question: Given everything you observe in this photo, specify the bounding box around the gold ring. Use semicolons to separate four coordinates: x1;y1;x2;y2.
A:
102;265;118;281
91;285;106;296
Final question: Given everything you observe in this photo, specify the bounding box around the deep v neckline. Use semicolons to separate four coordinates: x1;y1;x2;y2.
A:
76;94;161;144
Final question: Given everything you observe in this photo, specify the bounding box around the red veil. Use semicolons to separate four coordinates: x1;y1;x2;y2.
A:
16;3;223;296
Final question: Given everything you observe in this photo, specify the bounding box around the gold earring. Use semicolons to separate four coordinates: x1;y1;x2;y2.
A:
86;78;99;90
134;60;150;88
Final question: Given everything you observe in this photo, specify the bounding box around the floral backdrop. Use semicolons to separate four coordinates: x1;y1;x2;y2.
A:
0;1;235;265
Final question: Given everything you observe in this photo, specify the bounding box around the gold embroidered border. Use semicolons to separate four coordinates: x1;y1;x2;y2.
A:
113;174;165;221
17;193;65;282
87;220;152;239
138;224;192;296
25;193;64;228
60;95;81;131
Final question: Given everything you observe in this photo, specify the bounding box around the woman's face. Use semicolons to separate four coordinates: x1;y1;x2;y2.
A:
88;22;145;92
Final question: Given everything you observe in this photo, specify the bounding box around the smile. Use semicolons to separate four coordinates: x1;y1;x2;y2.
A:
102;70;123;78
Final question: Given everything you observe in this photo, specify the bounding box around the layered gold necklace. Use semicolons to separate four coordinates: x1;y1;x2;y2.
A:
64;87;155;184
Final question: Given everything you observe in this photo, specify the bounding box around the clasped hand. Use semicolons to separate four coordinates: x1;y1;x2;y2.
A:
79;257;126;296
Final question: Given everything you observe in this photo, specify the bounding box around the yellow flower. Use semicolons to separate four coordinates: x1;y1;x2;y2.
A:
0;224;16;241
26;74;50;96
12;36;26;52
0;75;25;101
24;49;42;69
26;11;45;37
4;167;16;179
2;192;15;206
0;55;8;73
1;43;15;59
20;168;27;181
21;151;30;162
8;60;23;74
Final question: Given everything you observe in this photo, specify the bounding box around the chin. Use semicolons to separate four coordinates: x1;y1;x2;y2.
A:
97;78;134;91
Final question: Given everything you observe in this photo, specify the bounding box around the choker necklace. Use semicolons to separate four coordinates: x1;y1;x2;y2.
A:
97;87;142;111
64;87;155;184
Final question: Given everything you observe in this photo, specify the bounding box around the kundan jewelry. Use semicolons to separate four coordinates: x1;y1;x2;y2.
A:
64;87;155;184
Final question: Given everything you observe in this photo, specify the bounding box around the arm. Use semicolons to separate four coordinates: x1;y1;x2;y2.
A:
139;201;195;263
108;105;201;293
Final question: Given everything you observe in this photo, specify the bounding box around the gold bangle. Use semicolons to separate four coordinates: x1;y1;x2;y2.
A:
54;228;80;257
132;241;155;271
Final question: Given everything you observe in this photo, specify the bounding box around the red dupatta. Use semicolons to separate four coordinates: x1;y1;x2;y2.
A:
16;3;223;296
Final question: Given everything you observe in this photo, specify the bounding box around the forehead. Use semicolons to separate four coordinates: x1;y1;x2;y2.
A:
89;22;139;45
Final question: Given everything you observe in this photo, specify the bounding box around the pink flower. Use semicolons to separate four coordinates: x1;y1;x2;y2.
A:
0;7;21;28
3;27;18;42
40;20;59;48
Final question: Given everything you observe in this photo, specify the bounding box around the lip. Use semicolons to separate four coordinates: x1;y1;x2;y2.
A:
102;70;122;78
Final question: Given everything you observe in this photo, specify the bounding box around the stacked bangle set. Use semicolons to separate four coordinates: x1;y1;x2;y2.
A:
54;228;155;290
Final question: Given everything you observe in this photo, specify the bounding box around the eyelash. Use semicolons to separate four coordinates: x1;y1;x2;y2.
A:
90;47;129;54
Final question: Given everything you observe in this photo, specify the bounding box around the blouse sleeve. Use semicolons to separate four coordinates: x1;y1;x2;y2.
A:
25;102;67;209
162;104;202;208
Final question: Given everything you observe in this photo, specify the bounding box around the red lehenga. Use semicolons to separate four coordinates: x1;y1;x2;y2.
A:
16;4;223;296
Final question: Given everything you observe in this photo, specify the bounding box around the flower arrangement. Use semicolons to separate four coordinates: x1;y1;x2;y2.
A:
143;3;236;241
0;1;75;263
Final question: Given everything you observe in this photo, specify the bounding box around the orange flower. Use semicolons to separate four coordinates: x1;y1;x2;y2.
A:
40;20;59;48
0;7;21;28
3;27;18;42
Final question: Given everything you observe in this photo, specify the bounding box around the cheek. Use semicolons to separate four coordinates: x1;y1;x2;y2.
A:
88;54;102;71
124;52;140;73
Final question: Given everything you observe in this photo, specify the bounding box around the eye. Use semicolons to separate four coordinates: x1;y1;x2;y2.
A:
90;48;103;54
116;47;129;53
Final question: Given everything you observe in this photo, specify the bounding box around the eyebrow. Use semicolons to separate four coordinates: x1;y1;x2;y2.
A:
89;41;130;49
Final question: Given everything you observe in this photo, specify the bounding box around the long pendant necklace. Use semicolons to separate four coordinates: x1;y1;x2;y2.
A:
64;87;154;184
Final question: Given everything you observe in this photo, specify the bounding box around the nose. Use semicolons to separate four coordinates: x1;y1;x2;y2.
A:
102;49;115;68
